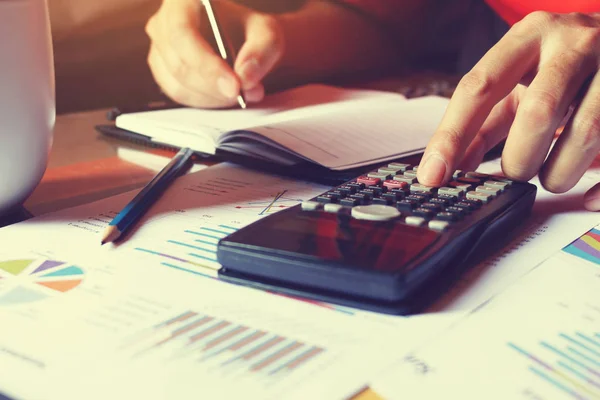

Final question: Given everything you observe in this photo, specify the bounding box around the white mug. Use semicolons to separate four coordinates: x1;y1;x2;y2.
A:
0;0;55;215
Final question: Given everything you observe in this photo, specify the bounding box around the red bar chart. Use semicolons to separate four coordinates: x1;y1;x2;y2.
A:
125;310;327;379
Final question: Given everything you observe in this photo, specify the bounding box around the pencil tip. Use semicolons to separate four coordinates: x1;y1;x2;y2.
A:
100;226;121;246
237;95;247;109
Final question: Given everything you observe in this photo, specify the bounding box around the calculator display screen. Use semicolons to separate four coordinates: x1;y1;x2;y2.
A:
253;213;439;272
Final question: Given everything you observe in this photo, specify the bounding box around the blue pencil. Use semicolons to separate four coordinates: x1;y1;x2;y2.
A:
101;147;195;244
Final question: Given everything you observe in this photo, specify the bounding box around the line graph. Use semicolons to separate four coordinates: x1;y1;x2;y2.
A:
234;190;304;215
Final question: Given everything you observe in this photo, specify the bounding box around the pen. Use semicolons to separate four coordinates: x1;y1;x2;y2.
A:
201;0;247;109
101;147;195;244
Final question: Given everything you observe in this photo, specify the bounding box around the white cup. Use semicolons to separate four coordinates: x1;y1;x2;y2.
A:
0;0;55;215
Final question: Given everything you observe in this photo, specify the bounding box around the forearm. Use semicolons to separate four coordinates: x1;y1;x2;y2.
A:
269;0;427;86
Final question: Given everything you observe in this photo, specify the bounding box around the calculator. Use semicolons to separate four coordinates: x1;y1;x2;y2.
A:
216;163;537;315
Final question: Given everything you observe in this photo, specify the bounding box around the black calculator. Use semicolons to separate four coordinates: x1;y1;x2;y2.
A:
216;163;537;315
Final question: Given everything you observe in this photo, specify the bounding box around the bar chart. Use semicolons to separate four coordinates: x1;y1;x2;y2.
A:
508;331;600;399
122;310;327;381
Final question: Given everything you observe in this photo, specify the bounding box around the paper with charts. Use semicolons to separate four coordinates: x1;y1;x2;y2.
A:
0;163;417;400
372;237;600;400
0;245;405;400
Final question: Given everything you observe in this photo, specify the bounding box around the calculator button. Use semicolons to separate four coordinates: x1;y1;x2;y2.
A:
448;181;474;191
435;212;460;221
301;201;321;211
350;194;368;203
429;220;450;231
403;170;418;179
429;197;451;207
368;185;386;195
405;216;426;226
383;192;404;202
378;167;401;175
465;172;489;179
491;177;514;184
368;172;391;180
351;205;401;221
387;163;411;171
338;186;354;195
406;194;429;203
410;183;437;194
475;186;501;196
484;180;510;190
457;177;482;185
324;203;345;213
445;206;466;216
458;199;482;209
438;187;463;197
329;190;346;199
393;175;417;184
436;194;457;204
452;170;464;178
359;190;376;199
347;184;365;193
383;180;408;191
317;194;337;203
357;176;380;186
466;191;493;203
340;198;361;207
412;208;435;219
397;199;418;211
412;166;418;172
421;203;443;212
372;197;394;206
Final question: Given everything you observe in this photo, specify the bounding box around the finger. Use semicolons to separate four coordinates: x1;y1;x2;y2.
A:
148;45;234;108
151;1;241;101
243;84;265;103
501;48;597;181
417;24;541;186
584;182;600;211
538;72;600;193
234;13;284;90
458;87;522;171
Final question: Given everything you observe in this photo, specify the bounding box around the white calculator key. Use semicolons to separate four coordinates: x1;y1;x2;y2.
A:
428;220;450;231
351;205;401;221
301;201;321;211
324;203;344;213
405;216;426;226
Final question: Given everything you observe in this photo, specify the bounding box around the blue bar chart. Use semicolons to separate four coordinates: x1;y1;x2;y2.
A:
508;331;600;399
134;224;238;277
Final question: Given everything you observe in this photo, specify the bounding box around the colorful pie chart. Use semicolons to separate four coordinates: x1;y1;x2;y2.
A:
0;258;84;305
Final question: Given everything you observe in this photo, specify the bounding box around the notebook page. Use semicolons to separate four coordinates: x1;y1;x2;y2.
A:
239;96;450;170
115;84;403;155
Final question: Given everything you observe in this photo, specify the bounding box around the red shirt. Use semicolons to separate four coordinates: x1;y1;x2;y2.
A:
486;0;600;25
340;0;600;25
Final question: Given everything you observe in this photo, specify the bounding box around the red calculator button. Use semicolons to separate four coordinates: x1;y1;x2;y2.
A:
383;180;408;190
357;176;380;186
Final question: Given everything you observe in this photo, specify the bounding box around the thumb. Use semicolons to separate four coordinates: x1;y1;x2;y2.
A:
584;181;600;211
234;13;284;90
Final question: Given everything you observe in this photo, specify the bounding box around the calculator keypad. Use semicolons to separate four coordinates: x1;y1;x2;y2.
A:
303;163;507;231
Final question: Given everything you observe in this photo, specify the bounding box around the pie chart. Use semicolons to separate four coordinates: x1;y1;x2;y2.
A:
0;258;84;305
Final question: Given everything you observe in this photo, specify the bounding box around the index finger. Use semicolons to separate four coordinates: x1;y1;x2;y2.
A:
417;26;541;186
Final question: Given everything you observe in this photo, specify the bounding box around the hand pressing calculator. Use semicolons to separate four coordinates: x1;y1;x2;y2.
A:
216;163;537;315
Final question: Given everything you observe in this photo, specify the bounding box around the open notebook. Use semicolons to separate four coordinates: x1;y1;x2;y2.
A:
115;84;450;171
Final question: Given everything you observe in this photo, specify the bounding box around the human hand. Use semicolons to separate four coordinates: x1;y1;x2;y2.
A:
417;11;600;210
145;0;285;108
